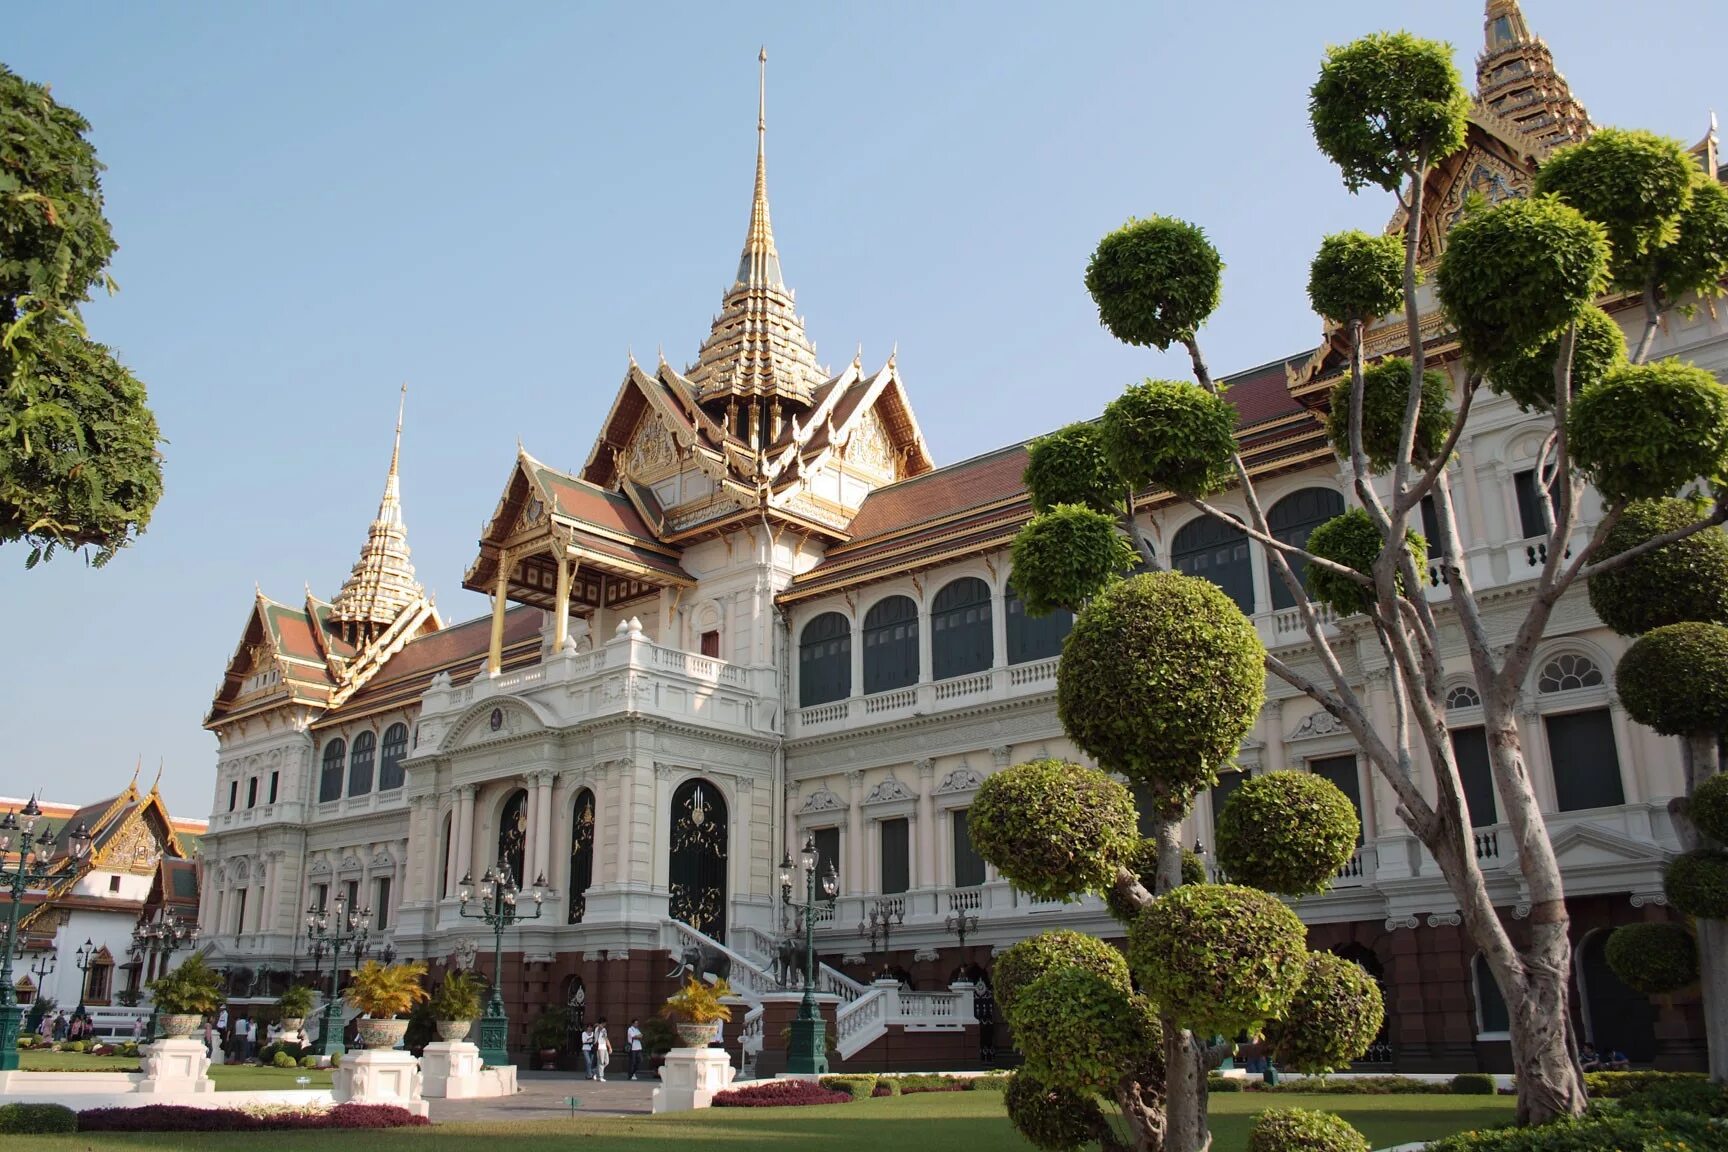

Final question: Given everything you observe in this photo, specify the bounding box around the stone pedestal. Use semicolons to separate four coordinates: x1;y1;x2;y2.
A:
650;1046;736;1113
331;1048;429;1118
419;1041;518;1099
136;1038;214;1094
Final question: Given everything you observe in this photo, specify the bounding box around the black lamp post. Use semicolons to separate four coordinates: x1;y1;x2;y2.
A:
71;939;96;1024
305;891;370;1057
859;898;905;979
132;910;200;1040
1;800;92;1071
945;909;980;953
458;860;545;1068
779;836;838;1076
25;947;56;1030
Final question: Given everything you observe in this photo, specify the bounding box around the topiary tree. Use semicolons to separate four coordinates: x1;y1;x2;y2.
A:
1215;771;1360;896
1003;1069;1112;1152
969;758;1137;901
991;928;1132;1016
1325;357;1451;472
1604;923;1698;996
1588;499;1728;636
0;64;162;567
1569;360;1728;504
1303;508;1424;617
1266;951;1387;1073
1487;305;1625;414
1247;1108;1372;1152
1665;850;1728;920
1024;423;1123;516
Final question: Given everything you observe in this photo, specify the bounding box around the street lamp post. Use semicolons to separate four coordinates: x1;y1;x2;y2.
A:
72;939;95;1024
778;836;838;1076
859;898;904;979
24;947;56;1031
132;910;200;1040
458;861;545;1068
304;892;371;1057
1;799;92;1071
945;909;979;953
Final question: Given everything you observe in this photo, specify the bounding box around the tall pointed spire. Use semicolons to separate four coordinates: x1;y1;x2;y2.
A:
736;47;784;290
329;385;426;645
1476;0;1590;152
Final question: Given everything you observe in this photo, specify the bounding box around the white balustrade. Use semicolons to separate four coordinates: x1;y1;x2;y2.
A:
932;671;991;702
863;687;917;715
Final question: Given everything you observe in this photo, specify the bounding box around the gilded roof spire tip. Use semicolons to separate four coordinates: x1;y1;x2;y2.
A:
329;388;426;637
1477;0;1589;152
390;383;406;480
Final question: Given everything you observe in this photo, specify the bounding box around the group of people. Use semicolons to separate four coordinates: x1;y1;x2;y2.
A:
34;1009;94;1043
577;1018;647;1080
1579;1044;1632;1072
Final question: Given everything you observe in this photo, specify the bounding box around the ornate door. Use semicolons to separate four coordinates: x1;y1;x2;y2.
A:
498;788;528;884
568;789;595;924
668;778;728;943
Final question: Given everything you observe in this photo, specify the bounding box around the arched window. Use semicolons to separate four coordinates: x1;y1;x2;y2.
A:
1473;953;1510;1035
1005;577;1072;664
1538;653;1604;694
799;613;852;706
348;731;376;797
568;788;596;924
1578;929;1656;1062
1171;516;1254;615
931;578;993;680
862;596;919;694
1267;488;1345;609
319;739;345;803
1446;684;1482;710
1537;652;1624;812
498;789;528;885
669;779;729;942
379;723;409;791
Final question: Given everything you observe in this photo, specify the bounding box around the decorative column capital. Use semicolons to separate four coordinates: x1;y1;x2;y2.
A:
653;761;674;780
456;783;477;800
847;769;866;791
990;746;1012;768
914;758;935;779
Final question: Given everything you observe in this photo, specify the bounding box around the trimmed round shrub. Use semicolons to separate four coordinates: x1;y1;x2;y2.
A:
1003;1069;1106;1152
1106;839;1209;922
1246;1107;1370;1152
1326;357;1452;473
1216;771;1361;896
1268;952;1385;1073
1656;173;1728;303
1436;196;1609;368
272;1050;296;1069
1569;358;1728;503
969;759;1137;902
1099;379;1239;498
1008;968;1161;1094
1488;305;1626;414
1304;509;1424;617
1128;883;1308;1037
0;1103;77;1134
1085;217;1223;350
1308;230;1406;326
1618;1076;1728;1117
1009;505;1139;616
1692;773;1728;844
1664;847;1728;919
1449;1073;1497;1096
1533;129;1699;291
1588;497;1728;636
1616;622;1728;736
1308;32;1469;194
711;1079;851;1107
1429;1111;1720;1151
1605;922;1698;995
1058;572;1265;806
992;928;1131;1017
1024;423;1122;516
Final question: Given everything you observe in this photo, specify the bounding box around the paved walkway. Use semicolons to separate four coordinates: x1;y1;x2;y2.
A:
426;1071;658;1123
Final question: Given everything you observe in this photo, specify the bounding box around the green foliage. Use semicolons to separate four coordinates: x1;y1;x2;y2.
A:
276;985;315;1018
1449;1074;1497;1096
1246;1107;1370;1152
1207;1074;1246;1092
1569;358;1728;503
1488;306;1626;414
272;1050;296;1069
299;1055;320;1069
1583;1070;1704;1099
1604;922;1697;995
1304;509;1424;617
1664;847;1728;919
1308;32;1469;193
1616;622;1728;736
1023;423;1122;515
991;928;1132;1018
1099;379;1239;498
148;954;225;1016
969;759;1138;902
1618;1076;1728;1117
0;1103;78;1134
1085;216;1223;350
663;976;733;1023
1691;773;1728;844
1128;883;1308;1037
344;960;430;1019
971;1073;1013;1091
1058;572;1265;808
1308;231;1406;325
1427;1110;1722;1151
1267;952;1385;1073
1325;357;1452;472
1437;196;1609;369
1002;1068;1106;1152
530;1006;569;1049
1106;839;1204;923
1533;129;1698;292
428;970;484;1021
1007;968;1161;1094
1216;771;1360;896
1009;504;1138;616
1654;173;1728;304
1588;497;1728;635
818;1075;879;1101
640;1015;678;1055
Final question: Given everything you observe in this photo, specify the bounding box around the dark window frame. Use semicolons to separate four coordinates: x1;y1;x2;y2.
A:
379;723;409;791
862;596;920;695
1005;578;1073;664
931;577;993;681
319;739;346;803
1171;516;1255;615
1267;488;1345;609
348;730;376;798
798;612;853;706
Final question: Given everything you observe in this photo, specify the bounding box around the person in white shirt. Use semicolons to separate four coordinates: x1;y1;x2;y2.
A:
627;1019;643;1080
582;1024;597;1079
593;1019;611;1082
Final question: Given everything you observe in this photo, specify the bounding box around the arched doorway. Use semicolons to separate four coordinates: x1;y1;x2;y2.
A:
568;788;596;925
497;788;529;885
1579;929;1656;1063
669;778;729;943
1331;943;1392;1066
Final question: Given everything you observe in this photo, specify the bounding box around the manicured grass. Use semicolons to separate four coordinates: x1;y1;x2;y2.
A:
18;1051;140;1072
17;1050;333;1091
19;1089;1514;1151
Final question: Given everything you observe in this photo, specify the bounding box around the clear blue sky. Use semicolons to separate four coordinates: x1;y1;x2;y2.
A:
3;1;1723;819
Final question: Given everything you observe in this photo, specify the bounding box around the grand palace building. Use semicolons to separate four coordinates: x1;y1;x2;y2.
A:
196;4;1728;1074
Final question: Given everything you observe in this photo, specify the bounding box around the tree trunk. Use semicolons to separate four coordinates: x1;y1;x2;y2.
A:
1680;732;1728;1082
1504;923;1587;1125
1151;816;1210;1152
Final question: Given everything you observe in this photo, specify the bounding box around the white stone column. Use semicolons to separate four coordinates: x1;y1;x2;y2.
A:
846;770;865;896
735;777;755;900
616;760;635;886
522;774;541;886
533;770;554;885
990;582;1008;669
916;759;936;889
653;764;674;891
455;784;476;887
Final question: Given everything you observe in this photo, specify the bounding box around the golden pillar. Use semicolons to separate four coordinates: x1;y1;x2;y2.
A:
488;548;510;676
552;552;573;651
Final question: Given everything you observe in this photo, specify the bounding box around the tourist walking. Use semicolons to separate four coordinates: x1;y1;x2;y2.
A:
627;1018;643;1080
593;1018;611;1082
131;1015;144;1041
581;1023;596;1079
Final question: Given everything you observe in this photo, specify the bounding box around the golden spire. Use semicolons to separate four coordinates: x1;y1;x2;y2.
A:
736;47;783;290
1476;0;1590;152
329;385;426;644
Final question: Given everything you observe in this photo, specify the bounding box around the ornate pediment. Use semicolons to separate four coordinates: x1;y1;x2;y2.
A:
1290;710;1350;742
93;815;163;876
840;407;899;479
625;413;680;481
800;787;844;814
935;767;984;795
308;858;332;876
865;775;915;805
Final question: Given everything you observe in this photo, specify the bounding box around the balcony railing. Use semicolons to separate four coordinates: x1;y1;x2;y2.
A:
792;656;1062;736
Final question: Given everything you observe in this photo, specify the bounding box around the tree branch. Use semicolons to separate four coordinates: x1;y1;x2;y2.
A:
1396;371;1482;514
1178;495;1373;586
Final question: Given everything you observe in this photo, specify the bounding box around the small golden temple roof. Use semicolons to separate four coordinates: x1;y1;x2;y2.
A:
329;385;427;643
1476;0;1591;154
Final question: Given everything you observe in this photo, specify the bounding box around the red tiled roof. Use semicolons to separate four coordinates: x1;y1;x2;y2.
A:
843;444;1029;543
334;607;542;719
535;467;672;549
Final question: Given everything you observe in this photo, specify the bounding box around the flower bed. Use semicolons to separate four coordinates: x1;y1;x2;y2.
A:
77;1104;429;1132
711;1080;852;1108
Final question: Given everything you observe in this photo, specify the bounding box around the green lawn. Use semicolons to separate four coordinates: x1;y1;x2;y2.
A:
17;1050;333;1091
21;1090;1514;1151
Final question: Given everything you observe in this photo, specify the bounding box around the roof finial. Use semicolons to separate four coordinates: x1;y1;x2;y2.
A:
1483;0;1531;52
759;46;767;140
390;383;406;479
151;759;163;794
735;47;784;290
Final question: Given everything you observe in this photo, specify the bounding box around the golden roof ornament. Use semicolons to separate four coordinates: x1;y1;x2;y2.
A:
329;384;428;644
1476;0;1591;154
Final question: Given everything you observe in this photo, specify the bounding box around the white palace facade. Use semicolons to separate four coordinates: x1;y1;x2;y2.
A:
197;5;1728;1072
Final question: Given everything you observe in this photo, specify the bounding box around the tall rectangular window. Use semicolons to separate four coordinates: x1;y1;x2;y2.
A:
233;888;248;934
879;817;910;895
1209;769;1249;843
1449;727;1498;826
811;826;841;881
1310;755;1365;844
375;877;392;931
267;772;279;804
344;879;360;911
952;809;986;888
246;777;258;808
1546;708;1625;811
1514;469;1558;540
1420;494;1442;559
313;883;328;912
228;781;238;812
